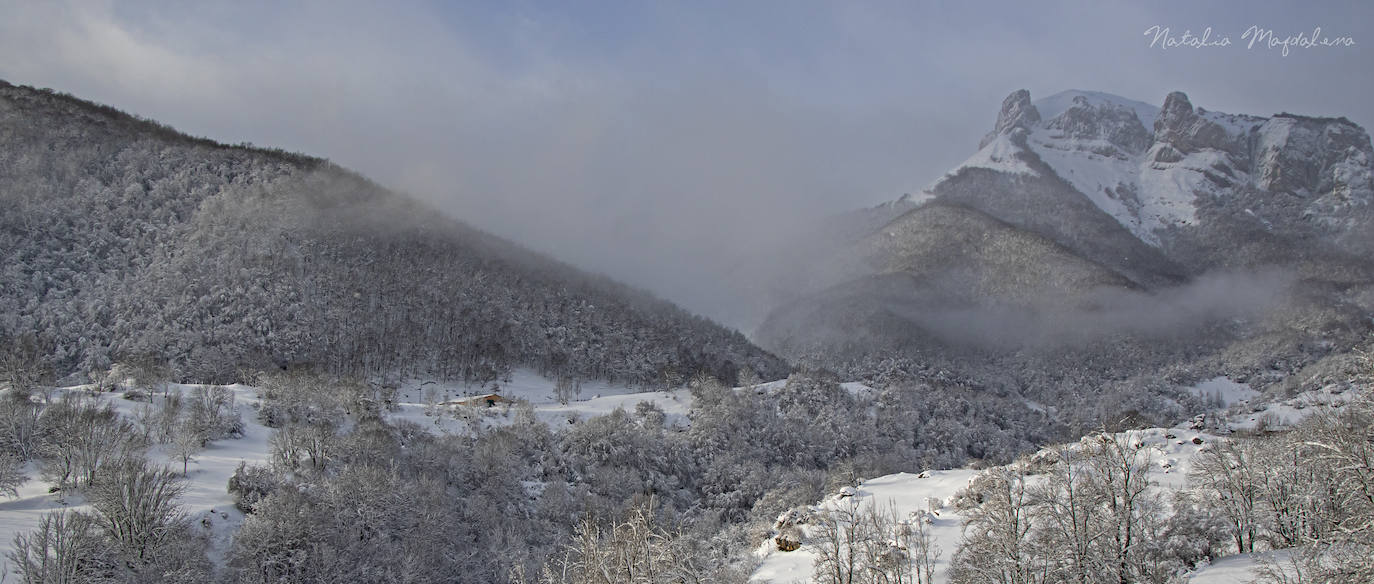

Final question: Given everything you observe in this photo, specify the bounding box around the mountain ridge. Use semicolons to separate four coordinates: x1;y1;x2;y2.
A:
0;79;789;386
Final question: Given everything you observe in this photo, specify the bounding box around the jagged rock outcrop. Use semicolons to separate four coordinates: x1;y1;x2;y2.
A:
1044;95;1152;156
1253;114;1374;213
1150;91;1249;162
980;89;1041;148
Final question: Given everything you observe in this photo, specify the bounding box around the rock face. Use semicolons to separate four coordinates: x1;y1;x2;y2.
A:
1151;92;1247;163
980;89;1042;148
1045;95;1152;156
1137;91;1373;257
1253;114;1373;215
1153;92;1200;146
1151;90;1374;221
948;88;1372;260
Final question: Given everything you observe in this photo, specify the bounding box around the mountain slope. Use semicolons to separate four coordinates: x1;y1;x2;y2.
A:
754;88;1374;408
757;202;1141;360
856;202;1133;300
0;80;788;385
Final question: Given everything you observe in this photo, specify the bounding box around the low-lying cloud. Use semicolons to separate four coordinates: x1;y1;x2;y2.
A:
902;269;1295;350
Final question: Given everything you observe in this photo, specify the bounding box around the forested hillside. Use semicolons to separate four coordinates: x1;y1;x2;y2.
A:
0;80;787;385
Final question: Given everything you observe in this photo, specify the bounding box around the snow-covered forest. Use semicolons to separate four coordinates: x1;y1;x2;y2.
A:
0;366;1042;582
2;349;1370;583
0;81;786;387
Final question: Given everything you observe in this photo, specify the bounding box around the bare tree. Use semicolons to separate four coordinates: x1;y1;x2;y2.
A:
812;498;933;584
110;355;171;397
155;389;184;444
555;376;578;405
812;496;866;584
8;510;107;584
270;419;334;472
0;397;43;460
188;385;240;439
531;497;735;584
170;420;206;476
1255;387;1374;584
952;432;1168;584
1083;432;1162;584
856;500;941;584
39;394;144;489
88;460;187;565
1189;438;1262;553
1032;445;1100;584
906;508;943;584
950;464;1040;584
0;452;26;498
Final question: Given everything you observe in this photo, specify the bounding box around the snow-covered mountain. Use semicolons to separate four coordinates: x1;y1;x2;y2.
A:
756;88;1374;405
943;89;1374;254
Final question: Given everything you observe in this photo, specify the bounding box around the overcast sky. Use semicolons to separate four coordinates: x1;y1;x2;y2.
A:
2;0;1370;329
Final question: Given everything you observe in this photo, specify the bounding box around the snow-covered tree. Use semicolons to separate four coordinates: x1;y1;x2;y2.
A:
950;464;1039;584
0;452;26;498
38;394;144;489
1189;437;1263;553
7;510;107;583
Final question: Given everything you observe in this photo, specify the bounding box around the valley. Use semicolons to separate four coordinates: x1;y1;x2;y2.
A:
1;9;1372;581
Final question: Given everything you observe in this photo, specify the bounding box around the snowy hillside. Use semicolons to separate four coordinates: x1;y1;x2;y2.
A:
748;378;1372;584
925;132;1039;192
751;469;978;584
749;426;1226;584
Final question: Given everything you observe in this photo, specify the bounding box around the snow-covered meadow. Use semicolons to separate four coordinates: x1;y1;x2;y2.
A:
0;369;693;576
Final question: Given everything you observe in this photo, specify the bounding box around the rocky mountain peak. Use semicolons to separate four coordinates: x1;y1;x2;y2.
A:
1151;90;1246;160
1156;91;1194;133
1253;115;1374;226
1043;95;1152;155
980;89;1041;148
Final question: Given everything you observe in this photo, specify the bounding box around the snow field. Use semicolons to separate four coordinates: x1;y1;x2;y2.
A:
751;469;977;584
0;383;271;576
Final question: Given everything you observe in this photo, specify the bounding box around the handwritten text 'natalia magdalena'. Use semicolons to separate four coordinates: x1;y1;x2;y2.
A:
1144;26;1355;56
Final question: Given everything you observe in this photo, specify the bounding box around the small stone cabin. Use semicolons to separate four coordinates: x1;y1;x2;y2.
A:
452;393;508;408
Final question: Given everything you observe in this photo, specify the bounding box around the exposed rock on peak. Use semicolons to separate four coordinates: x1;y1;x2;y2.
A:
997;89;1041;132
981;89;1041;148
1151;91;1244;159
1156;91;1194;134
1252;115;1374;236
1043;95;1152;155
